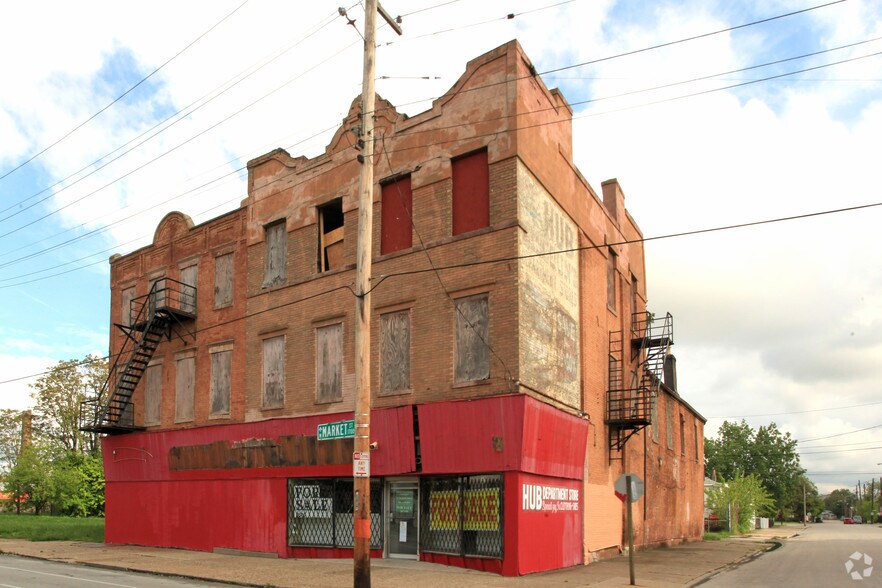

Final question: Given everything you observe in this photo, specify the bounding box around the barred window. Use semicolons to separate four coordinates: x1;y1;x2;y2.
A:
420;474;503;559
287;478;382;549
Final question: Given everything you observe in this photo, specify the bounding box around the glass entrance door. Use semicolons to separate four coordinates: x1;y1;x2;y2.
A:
387;481;418;558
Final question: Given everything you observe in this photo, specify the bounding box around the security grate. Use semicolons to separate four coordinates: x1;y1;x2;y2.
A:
420;474;503;559
287;478;382;549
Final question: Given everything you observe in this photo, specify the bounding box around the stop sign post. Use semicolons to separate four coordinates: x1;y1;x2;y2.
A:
615;473;644;585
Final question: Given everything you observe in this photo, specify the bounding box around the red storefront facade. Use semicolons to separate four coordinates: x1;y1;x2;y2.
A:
104;394;586;576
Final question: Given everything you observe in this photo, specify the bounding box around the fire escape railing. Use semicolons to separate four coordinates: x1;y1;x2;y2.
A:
606;311;673;461
80;278;196;434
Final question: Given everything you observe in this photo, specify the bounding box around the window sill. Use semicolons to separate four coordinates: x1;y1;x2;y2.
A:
453;378;491;389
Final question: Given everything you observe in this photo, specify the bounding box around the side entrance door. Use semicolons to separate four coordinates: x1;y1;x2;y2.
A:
386;480;418;558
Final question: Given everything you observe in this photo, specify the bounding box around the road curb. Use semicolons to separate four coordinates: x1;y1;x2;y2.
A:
689;540;779;587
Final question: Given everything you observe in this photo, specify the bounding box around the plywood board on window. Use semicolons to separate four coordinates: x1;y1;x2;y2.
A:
175;357;195;422
454;295;489;383
144;364;162;426
381;311;410;394
316;324;342;403
214;253;233;307
263;336;285;408
210;350;232;416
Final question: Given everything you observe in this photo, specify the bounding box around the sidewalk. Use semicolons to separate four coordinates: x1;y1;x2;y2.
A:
0;525;803;587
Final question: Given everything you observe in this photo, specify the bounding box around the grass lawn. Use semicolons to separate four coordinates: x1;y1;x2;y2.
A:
704;530;734;541
0;513;104;542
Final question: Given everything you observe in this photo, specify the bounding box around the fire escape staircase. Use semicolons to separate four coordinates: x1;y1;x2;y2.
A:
80;278;196;434
606;311;673;461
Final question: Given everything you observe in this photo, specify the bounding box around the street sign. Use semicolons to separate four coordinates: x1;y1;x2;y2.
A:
615;473;644;503
317;419;355;441
353;451;370;478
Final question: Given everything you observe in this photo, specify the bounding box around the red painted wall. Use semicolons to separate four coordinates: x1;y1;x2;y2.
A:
512;472;583;574
418;395;587;479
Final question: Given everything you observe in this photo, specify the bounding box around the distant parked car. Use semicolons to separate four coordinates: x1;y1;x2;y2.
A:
843;517;854;524
853;515;862;524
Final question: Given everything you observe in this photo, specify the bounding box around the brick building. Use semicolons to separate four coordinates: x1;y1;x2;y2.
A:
84;40;705;576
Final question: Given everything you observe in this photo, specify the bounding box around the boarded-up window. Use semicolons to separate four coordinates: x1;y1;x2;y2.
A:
607;249;617;311
263;221;287;288
210;349;232;417
263;336;285;408
175;356;195;422
214;253;233;308
316;323;343;403
149;276;166;311
121;287;136;327
666;395;674;450
651;395;659;443
144;364;162;426
694;423;699;461
180;264;198;314
380;311;410;394
381;175;412;255
454;294;490;383
452;149;489;236
319;199;344;271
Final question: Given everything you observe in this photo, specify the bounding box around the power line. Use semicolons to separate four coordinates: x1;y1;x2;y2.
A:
0;0;252;184
0;7;343;224
1;2;855;253
708;399;882;419
799;424;882;443
13;30;877;275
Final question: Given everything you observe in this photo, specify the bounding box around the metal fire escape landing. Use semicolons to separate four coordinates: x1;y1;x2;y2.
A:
80;278;196;434
606;311;673;461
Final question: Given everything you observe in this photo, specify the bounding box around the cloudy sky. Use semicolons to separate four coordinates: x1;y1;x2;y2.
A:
1;0;880;494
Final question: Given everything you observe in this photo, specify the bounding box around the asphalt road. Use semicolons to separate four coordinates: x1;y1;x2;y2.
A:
703;521;882;587
0;554;229;588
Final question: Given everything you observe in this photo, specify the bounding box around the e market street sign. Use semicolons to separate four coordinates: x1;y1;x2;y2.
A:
317;419;355;441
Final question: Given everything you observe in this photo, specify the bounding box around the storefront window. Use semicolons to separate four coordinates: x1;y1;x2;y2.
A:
287;478;382;549
420;474;503;559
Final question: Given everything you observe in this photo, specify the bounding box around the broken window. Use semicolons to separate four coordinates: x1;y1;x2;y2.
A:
316;323;343;403
380;310;410;395
262;336;285;409
180;264;198;314
210;347;232;417
454;294;490;383
263;221;287;288
451;149;489;236
214;253;233;308
144;363;162;426
318;199;344;271
175;355;195;423
381;175;412;255
121;287;136;327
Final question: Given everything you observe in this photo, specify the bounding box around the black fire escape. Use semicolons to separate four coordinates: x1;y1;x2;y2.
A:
606;311;673;461
80;278;196;434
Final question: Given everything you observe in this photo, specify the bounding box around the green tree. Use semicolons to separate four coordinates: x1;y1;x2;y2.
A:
0;409;28;474
706;474;775;533
4;445;52;514
823;488;855;517
705;420;805;519
29;355;108;455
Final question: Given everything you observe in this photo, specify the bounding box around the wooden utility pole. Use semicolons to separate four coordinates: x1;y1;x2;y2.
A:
353;3;400;586
352;0;377;584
